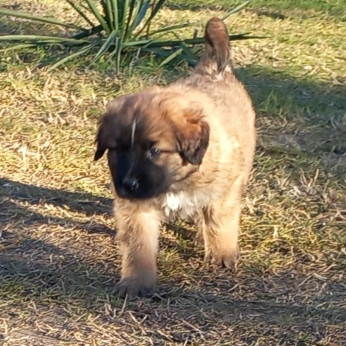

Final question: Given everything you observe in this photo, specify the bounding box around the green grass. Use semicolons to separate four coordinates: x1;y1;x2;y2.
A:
0;0;346;344
170;0;346;18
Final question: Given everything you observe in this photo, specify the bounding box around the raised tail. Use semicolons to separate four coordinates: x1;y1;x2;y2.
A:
204;18;231;74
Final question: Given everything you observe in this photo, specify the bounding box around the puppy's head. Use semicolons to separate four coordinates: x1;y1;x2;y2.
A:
95;92;209;200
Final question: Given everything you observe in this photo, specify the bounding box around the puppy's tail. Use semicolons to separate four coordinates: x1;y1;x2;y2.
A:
204;18;231;74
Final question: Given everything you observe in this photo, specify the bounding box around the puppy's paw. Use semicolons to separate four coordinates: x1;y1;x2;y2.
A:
205;248;239;271
114;275;156;299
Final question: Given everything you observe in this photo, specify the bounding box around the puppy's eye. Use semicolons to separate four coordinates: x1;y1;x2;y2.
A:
147;147;161;159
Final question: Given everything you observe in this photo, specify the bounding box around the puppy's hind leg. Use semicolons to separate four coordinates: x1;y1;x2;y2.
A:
202;176;245;270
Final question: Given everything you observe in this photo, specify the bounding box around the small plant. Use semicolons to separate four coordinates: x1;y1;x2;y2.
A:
0;0;253;71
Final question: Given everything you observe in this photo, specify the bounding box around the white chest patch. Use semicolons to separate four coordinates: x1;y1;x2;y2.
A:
162;191;207;220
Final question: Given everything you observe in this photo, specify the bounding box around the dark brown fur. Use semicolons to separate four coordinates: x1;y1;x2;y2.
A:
95;18;256;298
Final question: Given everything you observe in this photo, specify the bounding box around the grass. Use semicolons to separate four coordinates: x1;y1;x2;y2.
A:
1;0;346;345
169;0;346;19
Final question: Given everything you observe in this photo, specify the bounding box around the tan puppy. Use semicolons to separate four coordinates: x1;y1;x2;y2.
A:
95;18;256;297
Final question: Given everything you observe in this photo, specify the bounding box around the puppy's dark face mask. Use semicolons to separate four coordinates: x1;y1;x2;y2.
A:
94;93;209;200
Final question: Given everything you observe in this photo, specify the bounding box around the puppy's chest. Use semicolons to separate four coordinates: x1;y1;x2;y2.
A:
161;190;208;220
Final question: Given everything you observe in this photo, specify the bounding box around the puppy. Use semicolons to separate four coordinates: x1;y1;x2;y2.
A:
95;18;256;298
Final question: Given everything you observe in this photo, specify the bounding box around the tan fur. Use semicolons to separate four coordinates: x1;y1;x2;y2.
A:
95;18;256;297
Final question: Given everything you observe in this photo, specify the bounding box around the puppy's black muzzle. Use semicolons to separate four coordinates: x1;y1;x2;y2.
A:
122;176;139;192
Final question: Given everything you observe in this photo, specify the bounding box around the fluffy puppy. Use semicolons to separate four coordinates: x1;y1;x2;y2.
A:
95;18;256;298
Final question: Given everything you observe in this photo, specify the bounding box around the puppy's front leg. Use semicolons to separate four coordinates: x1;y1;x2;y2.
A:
114;202;161;298
203;176;245;270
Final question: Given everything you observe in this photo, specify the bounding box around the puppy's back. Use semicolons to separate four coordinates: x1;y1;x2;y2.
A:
181;18;256;177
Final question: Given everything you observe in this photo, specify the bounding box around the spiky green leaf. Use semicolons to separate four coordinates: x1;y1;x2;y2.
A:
85;0;111;34
0;8;82;30
47;42;99;71
159;47;183;67
65;0;95;28
149;22;190;36
0;43;36;52
93;30;118;62
222;0;252;20
0;35;89;44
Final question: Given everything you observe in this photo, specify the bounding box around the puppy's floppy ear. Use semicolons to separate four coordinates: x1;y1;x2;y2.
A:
94;117;108;161
94;96;128;161
174;110;210;165
94;111;118;161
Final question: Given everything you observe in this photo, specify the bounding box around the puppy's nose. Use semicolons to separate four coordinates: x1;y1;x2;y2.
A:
122;177;139;192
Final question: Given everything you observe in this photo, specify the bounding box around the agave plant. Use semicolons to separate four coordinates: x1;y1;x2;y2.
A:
0;0;253;71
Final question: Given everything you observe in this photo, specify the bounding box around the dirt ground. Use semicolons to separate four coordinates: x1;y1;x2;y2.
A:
0;0;345;345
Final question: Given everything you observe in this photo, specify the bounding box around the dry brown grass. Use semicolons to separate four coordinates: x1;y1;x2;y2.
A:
0;0;345;345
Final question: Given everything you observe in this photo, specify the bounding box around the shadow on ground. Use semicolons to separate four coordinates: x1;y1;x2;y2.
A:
1;174;345;345
0;177;112;216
